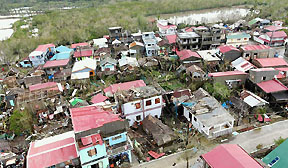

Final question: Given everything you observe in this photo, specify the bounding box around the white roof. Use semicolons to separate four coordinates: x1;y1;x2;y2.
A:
243;91;268;107
129;49;137;54
72;58;96;72
71;71;90;80
118;56;139;67
231;57;255;72
112;39;121;45
93;38;108;48
29;51;43;57
131;32;142;37
197;50;220;62
109;26;122;30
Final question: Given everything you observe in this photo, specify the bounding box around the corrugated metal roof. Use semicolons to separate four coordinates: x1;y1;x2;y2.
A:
202;144;263;168
257;79;288;93
43;59;69;68
208;71;247;77
254;58;288;67
176;50;201;60
71;42;89;49
241;44;271;51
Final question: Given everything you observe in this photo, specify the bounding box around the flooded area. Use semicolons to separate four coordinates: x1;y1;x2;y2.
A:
165;7;250;25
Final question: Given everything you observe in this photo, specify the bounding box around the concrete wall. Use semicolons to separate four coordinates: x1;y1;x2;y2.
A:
249;69;279;83
79;143;107;166
212;74;248;85
242;49;275;60
103;132;127;146
122;96;163;126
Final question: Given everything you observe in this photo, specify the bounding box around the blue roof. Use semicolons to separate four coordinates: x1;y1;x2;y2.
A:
50;52;71;60
56;45;73;53
181;102;196;107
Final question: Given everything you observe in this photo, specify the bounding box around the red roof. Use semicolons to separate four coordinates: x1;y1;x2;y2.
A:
29;82;59;92
71;42;89;49
276;67;288;71
148;151;165;159
80;133;103;150
218;45;240;53
70;106;122;133
157;23;177;30
201;144;263;168
166;34;177;44
43;59;70;68
91;93;108;104
265;25;283;32
241;44;271;51
104;80;146;95
27;132;78;168
176;50;201;61
257;79;288;93
184;27;195;32
266;31;287;38
35;44;55;52
208;71;247;77
73;50;93;58
254;58;288;67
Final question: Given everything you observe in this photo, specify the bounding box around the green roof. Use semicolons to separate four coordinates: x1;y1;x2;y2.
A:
248;19;258;25
70;98;83;106
262;139;288;168
226;33;251;39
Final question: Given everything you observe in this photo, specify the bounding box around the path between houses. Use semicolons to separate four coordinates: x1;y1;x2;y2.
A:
132;120;288;168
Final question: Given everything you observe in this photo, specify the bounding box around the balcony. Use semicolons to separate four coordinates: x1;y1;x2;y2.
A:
106;137;133;157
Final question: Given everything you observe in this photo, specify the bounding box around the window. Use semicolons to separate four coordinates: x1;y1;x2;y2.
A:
189;113;192;121
146;100;152;106
237;38;241;41
136;115;141;121
194;117;197;122
262;76;266;80
112;135;122;141
268;156;280;167
245;53;250;57
135;103;141;109
155;98;160;104
244;38;248;40
87;148;97;157
115;30;118;33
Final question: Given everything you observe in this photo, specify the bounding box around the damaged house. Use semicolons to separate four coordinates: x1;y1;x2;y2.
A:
115;86;164;126
183;88;234;138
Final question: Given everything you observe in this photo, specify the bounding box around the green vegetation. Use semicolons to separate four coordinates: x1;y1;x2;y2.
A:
204;82;231;102
0;0;287;62
256;143;263;150
9;108;35;135
254;106;267;114
274;136;286;147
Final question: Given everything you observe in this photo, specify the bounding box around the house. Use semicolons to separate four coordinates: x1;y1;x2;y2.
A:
131;32;142;42
193;26;222;50
201;144;264;168
108;27;122;41
118;56;139;70
183;88;235;138
186;65;206;81
218;45;242;62
176;32;200;50
99;57;117;72
256;79;288;95
142;115;176;146
226;32;251;47
93;38;108;49
158;34;177;56
142;32;159;57
91;93;108;104
71;42;89;50
73;49;94;61
19;56;32;68
231;57;255;72
256;31;287;46
264;25;284;32
176;49;202;64
129;41;144;58
103;80;146;97
70;106;132;168
240;44;275;60
29;44;55;67
252;58;288;68
23;76;42;88
43;59;70;75
49;46;73;61
157;20;177;36
208;71;248;87
249;68;279;84
248;18;270;28
29;82;61;92
240;90;268;108
71;58;97;80
262;139;288;167
273;21;284;27
27;131;80;168
197;50;221;70
115;86;163;126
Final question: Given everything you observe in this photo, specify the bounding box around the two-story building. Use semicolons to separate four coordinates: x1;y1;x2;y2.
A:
115;86;163;126
176;32;200;50
142;32;159;57
183;88;235;139
257;31;287;46
70;106;132;168
226;32;251;47
29;44;55;67
108;27;123;42
240;44;275;61
157;20;177;36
